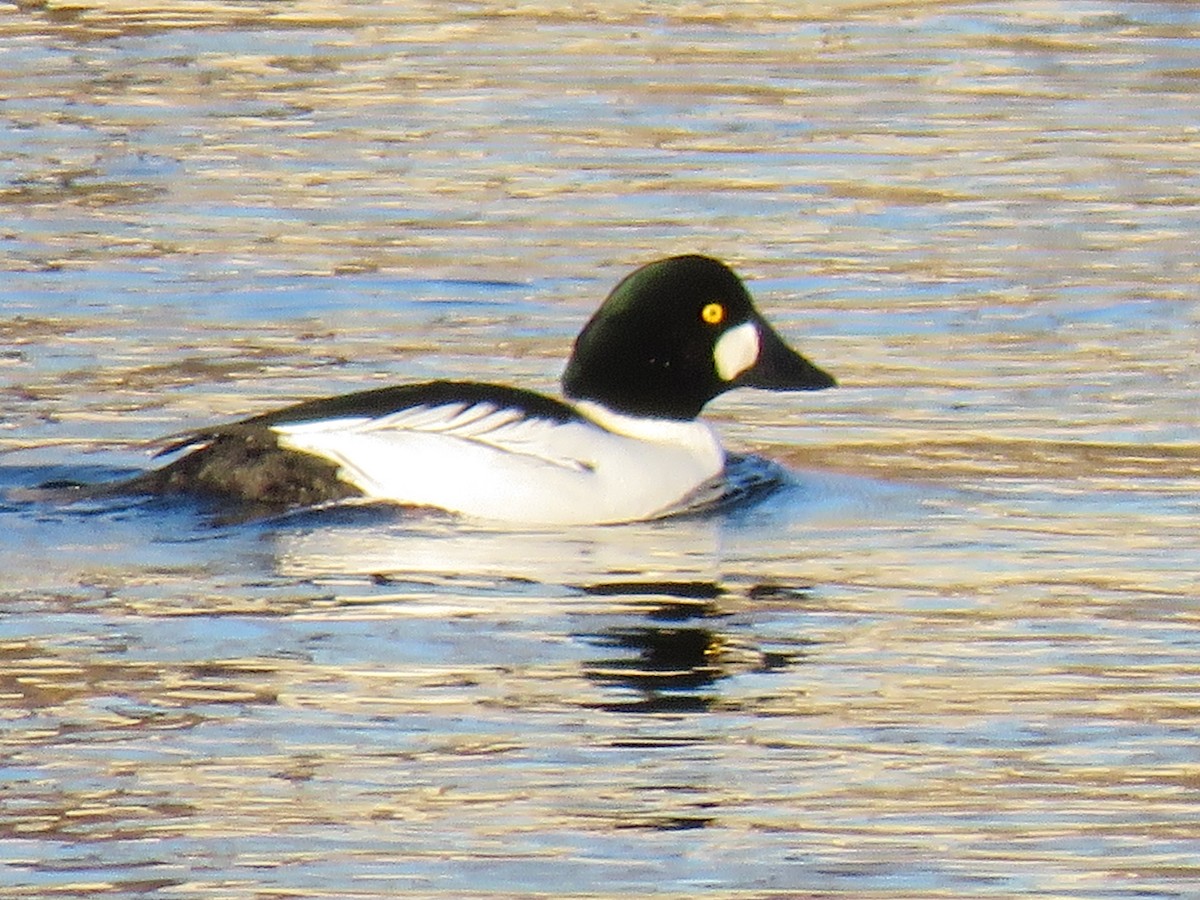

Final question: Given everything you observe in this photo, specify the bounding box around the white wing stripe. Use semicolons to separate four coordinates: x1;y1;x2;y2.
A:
272;401;595;473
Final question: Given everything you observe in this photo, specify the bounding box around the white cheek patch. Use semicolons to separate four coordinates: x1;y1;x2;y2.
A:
713;320;761;381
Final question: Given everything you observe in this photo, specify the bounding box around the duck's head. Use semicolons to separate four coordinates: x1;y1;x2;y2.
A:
562;254;836;420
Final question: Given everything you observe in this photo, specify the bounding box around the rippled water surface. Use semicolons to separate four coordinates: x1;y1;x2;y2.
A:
2;2;1199;897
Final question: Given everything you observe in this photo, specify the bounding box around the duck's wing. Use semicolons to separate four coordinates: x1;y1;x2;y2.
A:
154;380;583;457
128;381;592;509
252;380;580;429
266;380;600;476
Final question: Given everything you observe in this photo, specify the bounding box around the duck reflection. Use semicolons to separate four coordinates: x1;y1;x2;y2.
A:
577;588;806;713
582;625;725;712
271;510;728;586
268;510;811;714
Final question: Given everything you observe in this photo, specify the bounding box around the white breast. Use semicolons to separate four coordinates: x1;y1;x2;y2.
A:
270;399;724;526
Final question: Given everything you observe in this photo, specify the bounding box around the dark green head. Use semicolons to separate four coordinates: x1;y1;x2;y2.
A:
562;255;836;419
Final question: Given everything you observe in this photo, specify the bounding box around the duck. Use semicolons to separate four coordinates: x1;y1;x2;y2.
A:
111;255;836;525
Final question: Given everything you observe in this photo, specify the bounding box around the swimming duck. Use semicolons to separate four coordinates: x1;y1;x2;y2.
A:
117;255;835;525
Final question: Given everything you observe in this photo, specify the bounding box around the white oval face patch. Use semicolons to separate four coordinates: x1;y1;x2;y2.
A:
713;320;760;381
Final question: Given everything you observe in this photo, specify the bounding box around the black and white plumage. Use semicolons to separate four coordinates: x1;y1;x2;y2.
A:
104;255;836;525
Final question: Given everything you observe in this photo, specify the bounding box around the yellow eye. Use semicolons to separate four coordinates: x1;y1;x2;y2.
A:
700;302;725;325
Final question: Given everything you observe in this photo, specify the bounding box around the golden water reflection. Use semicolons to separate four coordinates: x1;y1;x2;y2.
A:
2;1;1199;897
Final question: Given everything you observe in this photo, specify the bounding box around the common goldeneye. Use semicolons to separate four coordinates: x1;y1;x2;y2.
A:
115;255;835;525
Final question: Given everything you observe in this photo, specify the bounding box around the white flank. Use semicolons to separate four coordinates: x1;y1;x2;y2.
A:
713;321;760;381
270;399;724;526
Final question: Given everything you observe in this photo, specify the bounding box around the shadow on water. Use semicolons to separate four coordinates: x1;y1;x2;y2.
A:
0;452;933;885
0;452;888;697
0;450;925;586
577;590;815;714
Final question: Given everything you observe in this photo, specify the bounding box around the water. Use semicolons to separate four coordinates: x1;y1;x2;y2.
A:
2;2;1198;897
